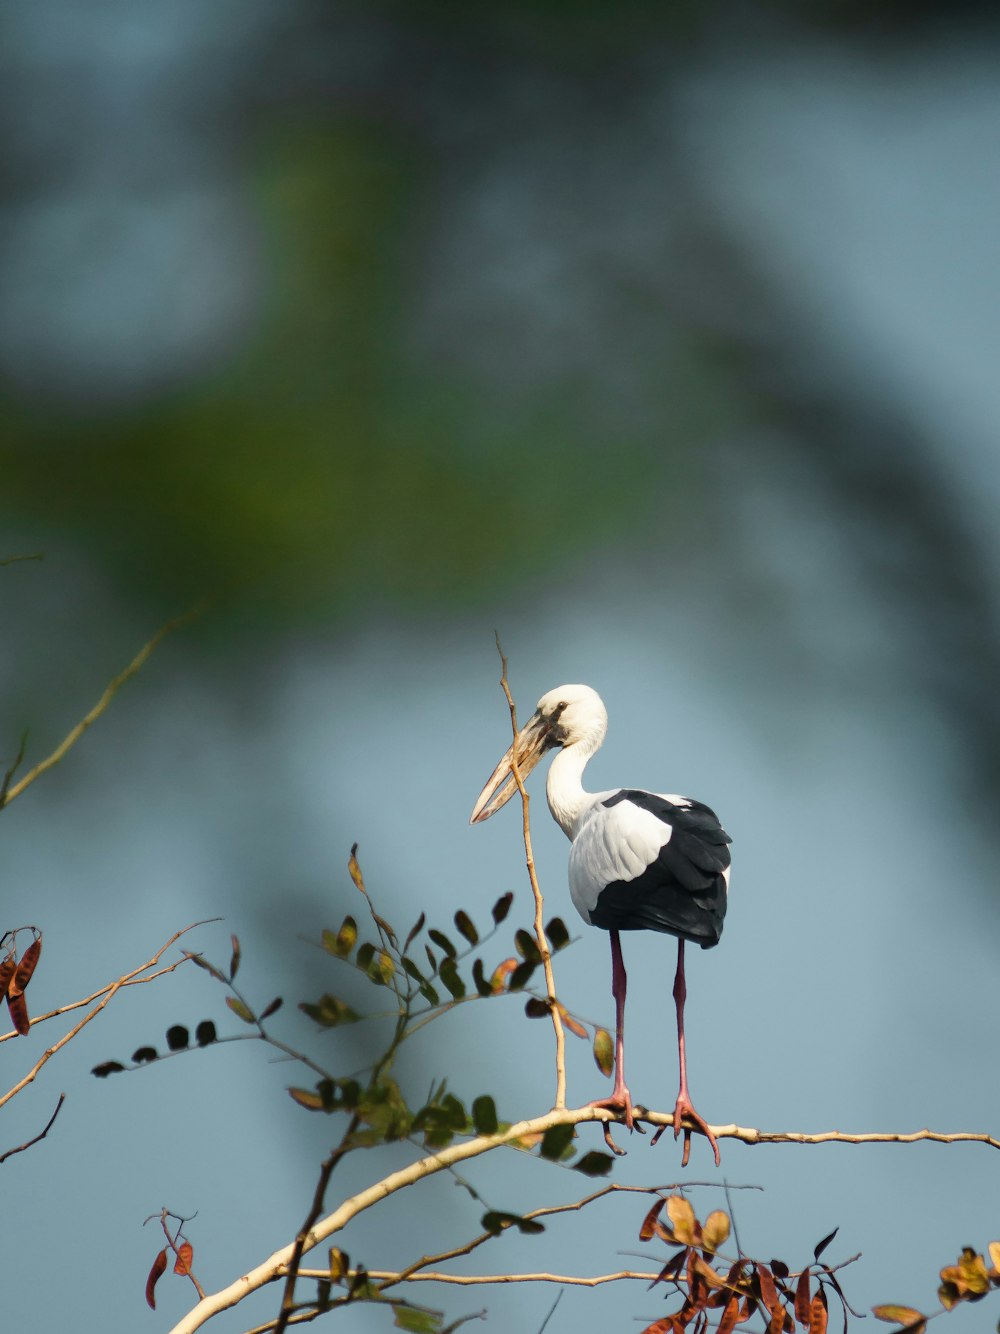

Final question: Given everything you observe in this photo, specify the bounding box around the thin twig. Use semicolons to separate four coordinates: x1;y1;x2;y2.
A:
0;922;204;1107
1;607;201;810
0;951;211;1046
495;637;566;1110
0;1093;65;1165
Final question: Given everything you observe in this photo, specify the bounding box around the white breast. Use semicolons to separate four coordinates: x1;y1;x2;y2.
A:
567;794;674;923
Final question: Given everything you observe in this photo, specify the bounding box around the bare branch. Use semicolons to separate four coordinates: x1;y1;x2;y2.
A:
1;607;201;810
361;1268;659;1287
0;1093;65;1165
495;637;567;1110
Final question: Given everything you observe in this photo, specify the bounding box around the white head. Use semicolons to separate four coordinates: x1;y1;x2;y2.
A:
470;683;608;823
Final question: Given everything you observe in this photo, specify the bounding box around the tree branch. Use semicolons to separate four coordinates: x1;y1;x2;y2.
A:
166;1103;998;1334
0;1093;65;1165
0;922;204;1107
495;638;567;1111
1;607;200;810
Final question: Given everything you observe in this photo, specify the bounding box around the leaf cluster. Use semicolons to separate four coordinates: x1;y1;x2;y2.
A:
641;1196;850;1334
874;1240;1000;1334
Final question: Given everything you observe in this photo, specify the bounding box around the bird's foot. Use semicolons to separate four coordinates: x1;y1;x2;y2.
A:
588;1086;645;1155
651;1093;721;1167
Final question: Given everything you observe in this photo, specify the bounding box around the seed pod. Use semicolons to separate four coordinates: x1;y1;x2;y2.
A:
9;937;41;998
0;953;17;999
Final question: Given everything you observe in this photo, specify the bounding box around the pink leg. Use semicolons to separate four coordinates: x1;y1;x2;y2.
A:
653;939;720;1165
588;931;643;1150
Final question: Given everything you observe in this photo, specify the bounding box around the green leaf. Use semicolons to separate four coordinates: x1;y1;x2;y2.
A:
326;915;358;958
402;956;426;983
471;1095;498;1135
872;1307;926;1331
507;960;537;991
491;892;513;924
298;994;361;1027
441;1093;469;1131
454;910;478;946
517;1218;546;1235
592;1027;614;1076
428;928;457;958
424;944;438;974
418;981;440;1006
514;929;540;961
356;941;376;972
471;958;493;997
226;996;255;1024
574;1151;614;1177
393;1306;443;1333
524;998;549;1019
539;1122;575;1160
545;917;570;951
338;1078;360;1109
481;1211;521;1235
439;957;466;999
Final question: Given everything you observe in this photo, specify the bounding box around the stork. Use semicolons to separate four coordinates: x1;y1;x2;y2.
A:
470;684;731;1165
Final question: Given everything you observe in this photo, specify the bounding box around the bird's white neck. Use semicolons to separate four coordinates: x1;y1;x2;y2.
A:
546;741;598;839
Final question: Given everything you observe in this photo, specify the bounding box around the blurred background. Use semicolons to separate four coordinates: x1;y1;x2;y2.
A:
2;1;999;1330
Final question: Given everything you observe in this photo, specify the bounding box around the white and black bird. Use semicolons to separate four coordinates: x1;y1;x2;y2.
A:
470;683;731;1164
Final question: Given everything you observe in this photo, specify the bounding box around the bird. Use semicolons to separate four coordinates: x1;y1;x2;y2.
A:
470;683;731;1165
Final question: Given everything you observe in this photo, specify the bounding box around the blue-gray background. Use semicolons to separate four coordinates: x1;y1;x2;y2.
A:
2;3;998;1331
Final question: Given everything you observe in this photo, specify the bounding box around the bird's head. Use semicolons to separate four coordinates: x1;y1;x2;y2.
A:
470;683;607;824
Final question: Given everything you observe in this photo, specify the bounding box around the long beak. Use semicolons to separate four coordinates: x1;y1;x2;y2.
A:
470;711;553;824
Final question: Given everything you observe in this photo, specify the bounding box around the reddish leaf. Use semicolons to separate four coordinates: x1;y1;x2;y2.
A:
639;1197;667;1242
228;934;240;981
9;937;41;997
403;912;426;952
757;1264;783;1318
173;1241;194;1276
259;997;283;1020
6;989;29;1036
809;1288;829;1334
146;1249;168;1309
650;1248;687;1290
557;1005;588;1039
795;1269;812;1326
490;958;517;991
718;1295;740;1334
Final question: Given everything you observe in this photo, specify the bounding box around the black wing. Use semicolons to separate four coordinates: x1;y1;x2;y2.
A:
588;790;731;948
